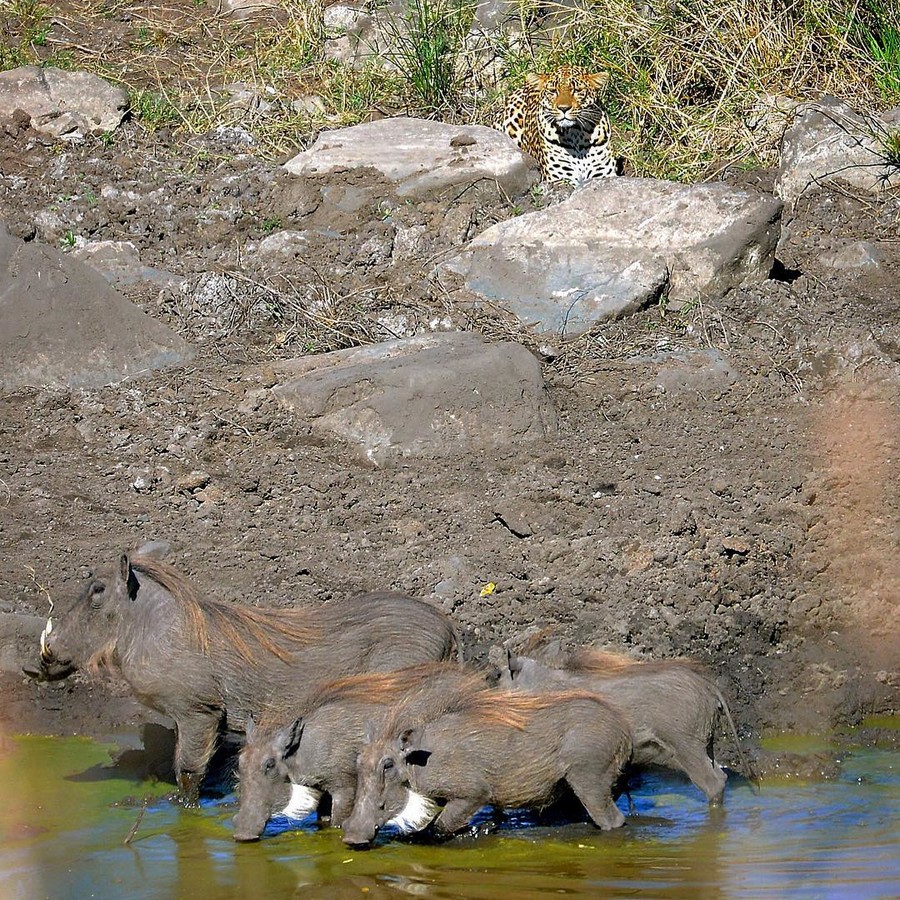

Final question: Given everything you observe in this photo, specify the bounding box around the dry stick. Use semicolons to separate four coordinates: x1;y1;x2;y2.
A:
123;797;149;846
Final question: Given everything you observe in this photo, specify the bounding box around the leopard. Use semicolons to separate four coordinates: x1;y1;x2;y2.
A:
494;66;618;187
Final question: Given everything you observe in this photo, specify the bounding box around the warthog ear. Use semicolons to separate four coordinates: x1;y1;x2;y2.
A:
398;727;424;755
507;649;523;677
274;718;304;760
246;713;257;740
398;727;431;766
119;554;140;601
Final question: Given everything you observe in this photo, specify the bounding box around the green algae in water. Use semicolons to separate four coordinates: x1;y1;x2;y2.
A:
861;714;900;731
0;735;171;842
1;733;898;899
759;732;841;755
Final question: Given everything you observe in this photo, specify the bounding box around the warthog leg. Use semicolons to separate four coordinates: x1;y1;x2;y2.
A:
432;795;488;836
174;708;223;805
567;766;626;830
328;787;356;828
673;742;728;806
177;771;204;807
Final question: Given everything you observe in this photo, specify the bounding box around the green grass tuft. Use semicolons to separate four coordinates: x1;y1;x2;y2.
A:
129;87;184;130
378;0;475;114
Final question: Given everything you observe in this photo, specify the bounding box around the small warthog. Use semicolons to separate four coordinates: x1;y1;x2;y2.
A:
499;648;746;805
232;663;496;842
31;542;459;801
341;689;633;846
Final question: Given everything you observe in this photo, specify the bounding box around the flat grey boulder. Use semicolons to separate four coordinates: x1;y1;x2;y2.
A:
442;177;782;336
283;117;537;198
0;66;128;140
270;333;557;463
776;96;900;203
0;223;194;391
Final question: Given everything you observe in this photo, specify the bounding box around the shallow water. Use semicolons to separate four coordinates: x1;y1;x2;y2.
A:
1;733;897;899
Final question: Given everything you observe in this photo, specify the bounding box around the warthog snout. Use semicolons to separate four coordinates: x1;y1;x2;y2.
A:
32;616;75;680
232;831;261;843
341;821;377;848
342;835;375;849
232;815;263;843
23;652;74;683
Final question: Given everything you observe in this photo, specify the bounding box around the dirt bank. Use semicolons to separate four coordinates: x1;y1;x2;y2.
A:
0;115;898;773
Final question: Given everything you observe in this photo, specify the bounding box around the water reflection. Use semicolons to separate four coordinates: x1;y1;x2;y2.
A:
0;735;897;899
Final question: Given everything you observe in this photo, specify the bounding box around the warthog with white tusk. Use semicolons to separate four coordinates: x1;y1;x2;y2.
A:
29;542;460;803
498;648;750;805
232;662;497;842
341;688;633;847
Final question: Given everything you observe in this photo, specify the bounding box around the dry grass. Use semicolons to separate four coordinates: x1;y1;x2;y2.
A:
493;0;895;178
1;0;898;174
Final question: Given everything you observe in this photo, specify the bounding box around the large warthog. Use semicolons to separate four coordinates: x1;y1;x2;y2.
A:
499;648;748;805
31;543;459;801
232;662;496;841
341;688;633;847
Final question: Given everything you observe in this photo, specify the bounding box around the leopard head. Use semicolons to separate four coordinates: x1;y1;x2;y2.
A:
526;67;610;130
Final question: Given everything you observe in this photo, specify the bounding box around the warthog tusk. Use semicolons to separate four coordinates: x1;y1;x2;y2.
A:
40;617;53;660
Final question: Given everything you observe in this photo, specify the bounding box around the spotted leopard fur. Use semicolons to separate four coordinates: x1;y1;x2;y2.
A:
495;67;617;186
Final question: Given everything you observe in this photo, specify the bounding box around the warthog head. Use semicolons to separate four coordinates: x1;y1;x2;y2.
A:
233;716;321;843
342;727;439;848
29;541;168;682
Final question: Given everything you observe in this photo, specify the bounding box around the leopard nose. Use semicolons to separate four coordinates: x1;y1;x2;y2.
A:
557;104;572;113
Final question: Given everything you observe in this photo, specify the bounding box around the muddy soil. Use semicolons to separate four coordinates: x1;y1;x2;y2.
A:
0;112;898;773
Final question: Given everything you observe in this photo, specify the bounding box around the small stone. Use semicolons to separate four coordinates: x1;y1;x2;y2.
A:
721;536;751;555
493;504;533;538
291;95;327;116
819;241;884;269
177;471;211;493
710;478;731;496
132;475;151;493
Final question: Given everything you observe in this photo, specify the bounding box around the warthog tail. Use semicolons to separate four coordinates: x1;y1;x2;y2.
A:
716;688;758;790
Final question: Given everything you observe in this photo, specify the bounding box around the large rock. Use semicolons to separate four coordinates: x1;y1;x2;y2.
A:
776;96;900;203
442;177;782;336
283;118;537;198
0;66;128;140
270;333;557;463
0;223;194;391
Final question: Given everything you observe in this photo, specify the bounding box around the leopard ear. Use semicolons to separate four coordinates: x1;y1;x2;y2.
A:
525;72;549;89
586;72;610;91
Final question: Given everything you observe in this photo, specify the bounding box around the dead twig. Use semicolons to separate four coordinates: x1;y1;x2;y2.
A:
123;797;149;846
